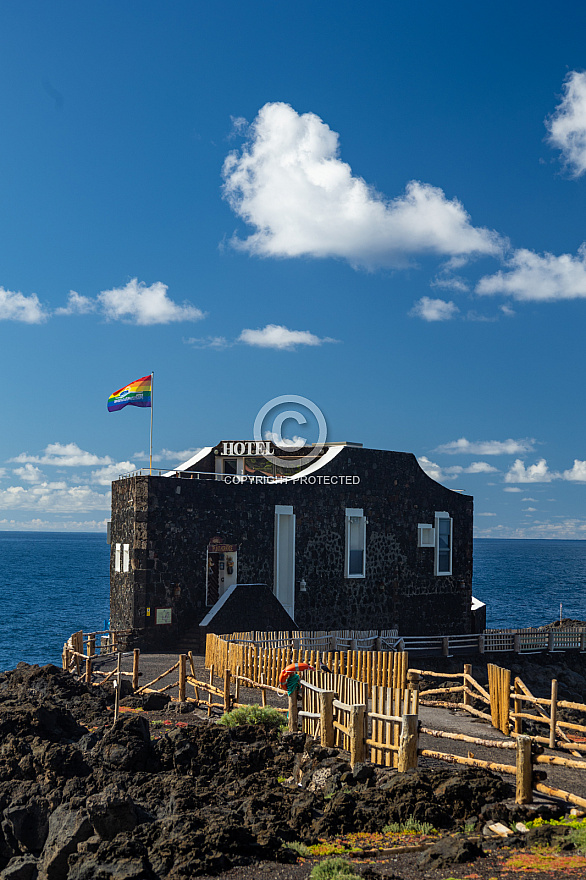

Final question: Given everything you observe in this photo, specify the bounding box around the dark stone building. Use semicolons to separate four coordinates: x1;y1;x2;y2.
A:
109;440;475;650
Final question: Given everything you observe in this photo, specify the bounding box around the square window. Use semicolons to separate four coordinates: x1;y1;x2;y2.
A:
418;524;435;547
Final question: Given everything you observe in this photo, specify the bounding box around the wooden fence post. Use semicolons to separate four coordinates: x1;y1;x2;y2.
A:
463;664;471;707
398;714;419;772
288;690;298;732
547;632;554;653
223;669;231;713
514;679;522;735
132;649;140;690
442;637;450;658
178;654;187;702
516;735;533;804
319;691;335;748
235;665;240;705
478;634;485;654
514;633;521;653
114;651;122;722
85;634;94;685
208;664;214;717
549;679;558;749
349;704;366;767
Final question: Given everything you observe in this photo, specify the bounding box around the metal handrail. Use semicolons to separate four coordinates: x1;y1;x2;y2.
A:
116;468;292;484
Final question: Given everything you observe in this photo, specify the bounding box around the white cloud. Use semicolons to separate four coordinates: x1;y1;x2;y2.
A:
546;70;586;177
133;448;202;464
477;512;496;517
0;518;107;531
55;290;97;316
430;274;470;292
503;487;522;492
0;483;110;512
417;456;496;481
238;324;337;350
0;287;47;323
434;437;536;456
504;457;586;484
500;304;515;316
97;279;204;325
505;458;555;483
523;507;537;512
222;102;503;270
90;462;135;485
561;459;586;482
13;464;45;483
183;336;231;350
264;431;306;449
11;442;112;467
409;297;459;321
476;519;586;539
465;461;498;474
477;245;586;302
522;497;537;502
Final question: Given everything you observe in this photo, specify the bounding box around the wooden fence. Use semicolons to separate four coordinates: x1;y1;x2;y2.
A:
206;632;408;689
62;630;130;680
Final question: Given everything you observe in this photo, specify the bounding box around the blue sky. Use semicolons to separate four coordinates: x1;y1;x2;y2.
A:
3;1;586;537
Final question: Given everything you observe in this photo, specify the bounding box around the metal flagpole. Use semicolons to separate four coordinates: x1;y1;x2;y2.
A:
149;372;154;475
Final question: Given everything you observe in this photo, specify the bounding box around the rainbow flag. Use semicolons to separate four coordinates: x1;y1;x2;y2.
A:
108;375;152;412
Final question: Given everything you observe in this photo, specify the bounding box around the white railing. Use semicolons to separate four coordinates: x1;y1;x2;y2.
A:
219;627;586;656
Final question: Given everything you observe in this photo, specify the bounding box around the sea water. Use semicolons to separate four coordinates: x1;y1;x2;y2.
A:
0;532;110;671
1;533;586;670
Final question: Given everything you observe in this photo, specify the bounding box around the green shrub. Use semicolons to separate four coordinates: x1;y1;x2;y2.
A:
285;841;312;857
217;704;286;730
383;817;436;835
310;858;359;880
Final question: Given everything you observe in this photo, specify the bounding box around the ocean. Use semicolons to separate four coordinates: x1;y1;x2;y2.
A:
1;533;586;671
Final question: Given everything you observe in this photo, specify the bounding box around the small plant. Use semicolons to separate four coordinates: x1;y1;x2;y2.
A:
310;858;359;880
383;817;436;835
463;820;476;834
217;705;286;730
285;841;312;857
570;826;586;853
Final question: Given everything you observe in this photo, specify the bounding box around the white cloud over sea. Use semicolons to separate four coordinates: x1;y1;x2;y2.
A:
222;102;503;270
546;70;586;177
435;437;536;456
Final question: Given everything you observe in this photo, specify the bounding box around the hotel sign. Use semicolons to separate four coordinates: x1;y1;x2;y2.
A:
219;441;274;456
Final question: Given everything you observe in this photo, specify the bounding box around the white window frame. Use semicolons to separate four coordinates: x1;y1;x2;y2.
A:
115;543;121;572
122;544;130;573
274;505;295;619
417;524;435;548
345;508;366;578
434;512;452;576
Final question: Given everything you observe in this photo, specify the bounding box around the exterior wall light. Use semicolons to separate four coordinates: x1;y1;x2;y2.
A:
300;578;307;592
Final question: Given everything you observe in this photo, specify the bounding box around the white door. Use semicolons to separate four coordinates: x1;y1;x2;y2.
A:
274;505;295;619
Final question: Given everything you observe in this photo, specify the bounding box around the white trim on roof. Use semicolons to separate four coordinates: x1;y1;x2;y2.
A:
279;444;345;481
163;446;213;477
